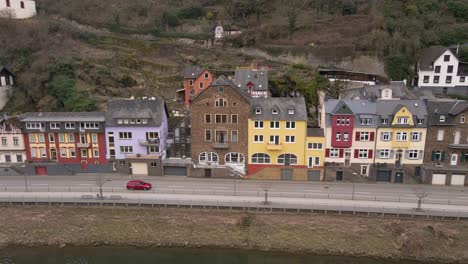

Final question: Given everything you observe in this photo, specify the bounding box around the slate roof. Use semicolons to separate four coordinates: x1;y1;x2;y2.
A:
376;100;427;119
106;98;166;126
426;100;468;125
340;81;415;100
250;97;307;121
168;116;185;131
0;66;15;76
191;75;252;103
325;100;377;115
307;127;324;137
233;68;268;92
21;112;105;122
418;46;451;71
183;65;206;79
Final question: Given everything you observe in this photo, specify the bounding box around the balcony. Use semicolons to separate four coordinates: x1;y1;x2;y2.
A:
139;138;160;146
266;143;282;150
77;142;90;148
213;141;229;149
449;143;468;150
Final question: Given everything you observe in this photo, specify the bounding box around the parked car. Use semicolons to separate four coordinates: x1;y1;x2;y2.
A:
126;180;152;190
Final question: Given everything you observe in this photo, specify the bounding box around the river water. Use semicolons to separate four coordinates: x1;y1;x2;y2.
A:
0;247;433;264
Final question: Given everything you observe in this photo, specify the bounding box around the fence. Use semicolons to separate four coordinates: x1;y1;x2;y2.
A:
0;194;467;221
0;184;466;206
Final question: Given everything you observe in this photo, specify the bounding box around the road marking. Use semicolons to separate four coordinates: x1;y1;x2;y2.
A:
356;192;372;194
31;184;48;186
213;187;229;189
168;186;184;188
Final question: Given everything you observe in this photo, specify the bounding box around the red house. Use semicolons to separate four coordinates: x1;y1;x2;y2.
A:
182;66;213;108
20;112;109;175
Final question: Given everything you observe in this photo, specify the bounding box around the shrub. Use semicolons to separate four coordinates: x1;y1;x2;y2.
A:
177;6;205;20
163;12;181;27
385;55;411;81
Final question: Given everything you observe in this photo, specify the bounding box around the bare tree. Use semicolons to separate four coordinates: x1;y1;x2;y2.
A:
413;188;429;211
96;174;111;199
261;182;272;205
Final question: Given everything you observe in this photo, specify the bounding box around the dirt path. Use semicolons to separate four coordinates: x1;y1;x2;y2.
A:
0;206;467;263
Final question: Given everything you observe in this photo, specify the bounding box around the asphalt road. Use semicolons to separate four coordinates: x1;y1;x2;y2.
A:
0;174;467;205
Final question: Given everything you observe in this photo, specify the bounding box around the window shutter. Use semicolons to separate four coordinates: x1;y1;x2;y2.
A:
355;132;360;141
389;132;393;140
376;149;380;157
325;149;330;157
380;132;384;140
431;151;435;161
370;132;375;141
368;150;373;159
405;150;409;159
339;149;344;158
462;151;466;162
354;149;359;158
441;151;446;161
419;150;424;159
390;150;394;159
419;132;423;141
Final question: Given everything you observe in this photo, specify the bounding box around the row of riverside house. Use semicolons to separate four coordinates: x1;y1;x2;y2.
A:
0;64;466;185
3;98;169;176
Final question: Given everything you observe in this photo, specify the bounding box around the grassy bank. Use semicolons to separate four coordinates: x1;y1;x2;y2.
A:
0;206;467;263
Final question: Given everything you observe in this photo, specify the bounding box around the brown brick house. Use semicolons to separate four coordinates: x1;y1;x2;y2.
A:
423;100;468;185
190;76;251;178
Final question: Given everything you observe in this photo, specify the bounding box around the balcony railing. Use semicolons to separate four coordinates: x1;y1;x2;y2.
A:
138;138;160;146
213;141;229;149
266;143;282;150
449;143;468;149
77;142;90;148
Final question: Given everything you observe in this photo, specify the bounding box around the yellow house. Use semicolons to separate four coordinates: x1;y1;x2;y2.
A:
374;101;427;183
247;97;310;180
305;127;325;180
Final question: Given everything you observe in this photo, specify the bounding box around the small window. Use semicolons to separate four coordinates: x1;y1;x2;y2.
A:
204;73;209;79
205;114;211;123
461;115;466;124
199;82;204;89
272;109;279;115
255;108;262;114
444;55;450;61
189;89;194;95
447;65;454;73
150;162;158;167
288;109;294;115
6;0;10;7
446;76;452;84
189;80;193;86
435;66;441;73
218;87;224;93
423;76;429;83
461;77;466;83
381;119;388;125
434;76;439;83
20;1;24;8
439;115;446;123
231;115;238;124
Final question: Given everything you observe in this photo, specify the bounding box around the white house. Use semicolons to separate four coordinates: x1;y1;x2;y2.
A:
0;67;14;110
417;46;468;95
0;0;36;19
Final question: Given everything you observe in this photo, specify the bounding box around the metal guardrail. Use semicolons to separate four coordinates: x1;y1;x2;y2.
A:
0;185;466;206
0;195;466;220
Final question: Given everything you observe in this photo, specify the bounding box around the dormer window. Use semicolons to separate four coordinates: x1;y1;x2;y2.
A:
440;115;446;123
217;87;224;93
288;109;294;115
444;55;450;61
272;109;279;115
204;73;209;79
381;119;388;125
397;117;409;124
255;108;262;115
189;80;193;86
417;118;424;125
461;115;465;124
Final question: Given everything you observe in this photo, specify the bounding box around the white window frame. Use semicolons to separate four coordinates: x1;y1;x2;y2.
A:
358;149;368;159
379;149;390;159
270;121;280;129
360;132;369;141
437;130;444;141
397;117;409;124
308;143;323;149
330;149;339;158
254;121;264;129
119;132;132;140
408;150;419;160
381;119;388;125
335;132;341;141
286;121;296;129
120;146;133;154
382;132;391;141
253;135;264;143
285;135;295;143
439;115;446;122
396;132;408;141
50;122;60;129
411;132;420;142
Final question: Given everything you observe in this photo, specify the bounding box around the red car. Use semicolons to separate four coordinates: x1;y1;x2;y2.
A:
126;180;152;190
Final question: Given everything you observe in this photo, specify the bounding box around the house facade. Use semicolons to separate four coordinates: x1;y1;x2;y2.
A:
0;114;25;164
183;66;214;107
166;115;190;159
374;100;427;183
323;99;427;183
247;97;309;180
0;67;15;110
306;127;325;181
0;0;36;19
190;76;250;178
21;112;108;175
105;98;168;176
417;46;468;95
233;65;268;98
423;100;468;185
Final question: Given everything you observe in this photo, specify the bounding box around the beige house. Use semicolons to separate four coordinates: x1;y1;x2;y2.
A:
0;114;25;163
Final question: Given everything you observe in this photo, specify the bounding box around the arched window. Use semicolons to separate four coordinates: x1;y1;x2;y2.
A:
6;0;10;7
277;154;298;165
251;153;270;164
20;1;24;8
225;152;244;163
199;152;218;163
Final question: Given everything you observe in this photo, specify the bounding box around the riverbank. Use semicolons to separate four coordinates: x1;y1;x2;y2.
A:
0;206;467;263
